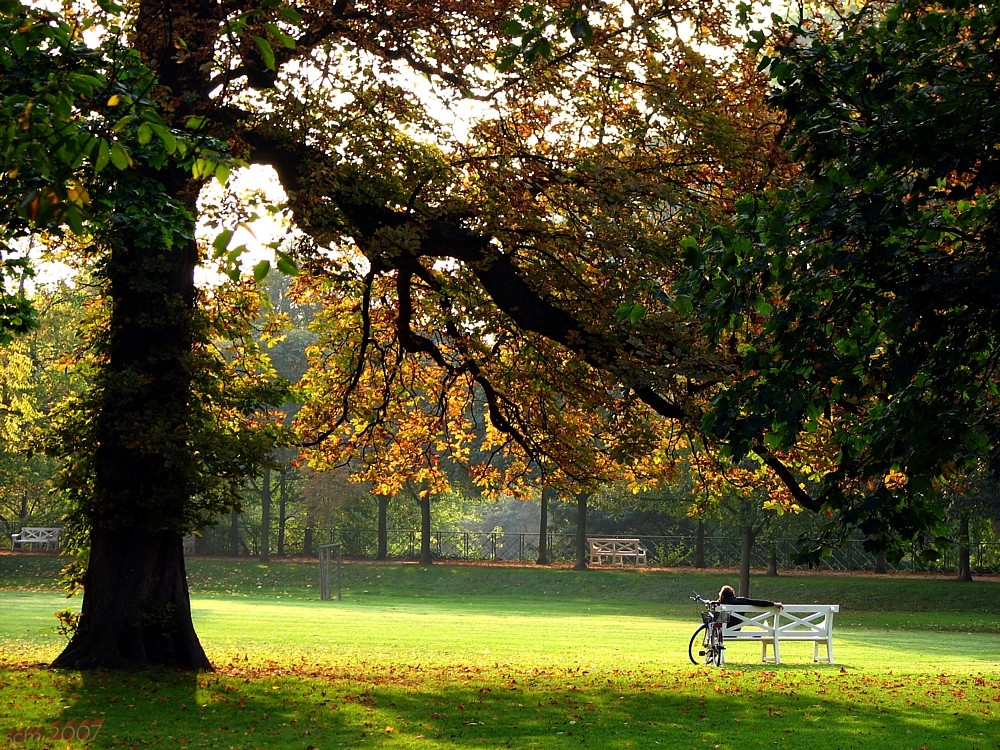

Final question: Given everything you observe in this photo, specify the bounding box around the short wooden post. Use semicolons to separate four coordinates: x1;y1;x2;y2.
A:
319;543;342;601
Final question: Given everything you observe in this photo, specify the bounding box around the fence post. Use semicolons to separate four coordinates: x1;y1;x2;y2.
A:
319;543;342;601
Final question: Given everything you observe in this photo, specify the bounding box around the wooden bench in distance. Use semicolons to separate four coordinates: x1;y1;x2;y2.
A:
587;537;649;565
10;527;62;552
719;603;840;665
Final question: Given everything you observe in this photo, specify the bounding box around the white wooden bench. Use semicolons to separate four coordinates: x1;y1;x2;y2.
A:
719;604;840;665
10;527;62;552
587;537;648;565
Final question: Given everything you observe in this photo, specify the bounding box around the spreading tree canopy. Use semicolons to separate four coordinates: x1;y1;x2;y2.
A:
684;0;1000;557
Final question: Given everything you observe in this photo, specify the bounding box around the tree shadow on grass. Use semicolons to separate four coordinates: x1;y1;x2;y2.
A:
46;666;357;749
372;668;996;749
35;663;997;749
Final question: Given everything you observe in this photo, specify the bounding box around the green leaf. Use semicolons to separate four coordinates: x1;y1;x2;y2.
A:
277;6;303;24
570;19;592;44
265;22;295;49
495;45;521;72
275;252;299;276
7;27;27;56
64;205;84;235
111;114;136;133
502;19;526;36
214;163;231;186
66;73;103;96
150;123;177;153
614;302;646;325
252;35;276;70
212;229;234;257
252;259;271;281
109;141;131;169
93;138;111;173
192;157;215;180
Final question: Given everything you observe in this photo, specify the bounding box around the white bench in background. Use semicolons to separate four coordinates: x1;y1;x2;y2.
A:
587;537;648;565
719;603;840;664
10;527;62;552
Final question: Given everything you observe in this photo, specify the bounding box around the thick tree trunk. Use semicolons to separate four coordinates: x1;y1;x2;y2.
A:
53;528;208;669
537;487;552;565
574;492;588;571
54;184;210;669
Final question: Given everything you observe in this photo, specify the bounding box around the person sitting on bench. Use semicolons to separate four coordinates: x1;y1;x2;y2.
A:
716;584;783;629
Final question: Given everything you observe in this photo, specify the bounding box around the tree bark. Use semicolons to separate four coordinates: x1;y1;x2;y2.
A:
260;466;271;563
277;471;287;557
377;495;390;560
957;514;973;582
738;525;755;597
537;487;552;565
229;509;241;557
53;528;207;669
419;494;433;565
767;544;779;576
303;526;314;556
874;549;887;574
693;519;706;568
574;492;588;571
53;173;210;670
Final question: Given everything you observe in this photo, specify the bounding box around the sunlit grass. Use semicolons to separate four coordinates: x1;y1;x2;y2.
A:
2;557;998;748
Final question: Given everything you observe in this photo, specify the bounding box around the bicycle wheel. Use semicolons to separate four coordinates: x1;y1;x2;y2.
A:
688;624;708;664
708;625;724;667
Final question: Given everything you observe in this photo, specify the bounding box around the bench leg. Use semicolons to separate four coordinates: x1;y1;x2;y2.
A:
761;638;781;665
813;638;834;664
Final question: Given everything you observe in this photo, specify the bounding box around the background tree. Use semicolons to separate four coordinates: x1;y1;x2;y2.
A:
944;467;1000;582
683;0;1000;560
0;279;88;537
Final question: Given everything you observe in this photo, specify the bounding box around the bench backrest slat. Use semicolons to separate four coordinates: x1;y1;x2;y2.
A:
720;604;838;638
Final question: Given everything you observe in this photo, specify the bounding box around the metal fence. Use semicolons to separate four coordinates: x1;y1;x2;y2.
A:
330;529;1000;574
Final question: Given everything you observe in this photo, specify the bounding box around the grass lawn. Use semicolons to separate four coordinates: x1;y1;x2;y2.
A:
1;555;998;749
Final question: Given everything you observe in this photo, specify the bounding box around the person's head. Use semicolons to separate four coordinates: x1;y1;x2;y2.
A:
718;585;736;602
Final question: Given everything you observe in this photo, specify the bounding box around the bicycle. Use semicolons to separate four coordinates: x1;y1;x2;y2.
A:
688;591;729;666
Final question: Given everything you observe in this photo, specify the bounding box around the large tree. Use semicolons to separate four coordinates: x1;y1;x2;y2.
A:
2;0;788;669
2;1;290;667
